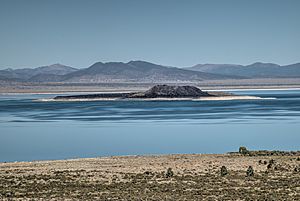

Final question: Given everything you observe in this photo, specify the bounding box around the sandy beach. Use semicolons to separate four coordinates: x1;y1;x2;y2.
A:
1;151;300;200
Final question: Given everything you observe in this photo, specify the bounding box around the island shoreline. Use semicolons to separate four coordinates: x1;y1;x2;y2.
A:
1;83;300;94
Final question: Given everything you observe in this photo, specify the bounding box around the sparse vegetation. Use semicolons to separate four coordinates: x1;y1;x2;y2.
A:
239;146;249;155
1;152;300;200
267;164;272;169
165;168;174;178
234;148;300;157
269;159;275;165
220;166;228;176
246;166;254;177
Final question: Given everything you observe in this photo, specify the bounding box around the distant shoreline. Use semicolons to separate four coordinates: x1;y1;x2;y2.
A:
1;85;300;94
37;96;275;102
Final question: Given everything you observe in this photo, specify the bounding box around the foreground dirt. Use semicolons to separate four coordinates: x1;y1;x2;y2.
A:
1;154;300;200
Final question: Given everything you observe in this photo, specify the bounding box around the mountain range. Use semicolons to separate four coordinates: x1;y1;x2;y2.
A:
0;61;299;83
187;62;300;78
0;64;77;82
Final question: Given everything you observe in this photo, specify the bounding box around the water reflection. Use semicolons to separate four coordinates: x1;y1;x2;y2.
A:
0;90;300;162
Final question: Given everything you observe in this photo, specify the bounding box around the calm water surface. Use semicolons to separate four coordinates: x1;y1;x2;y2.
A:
0;89;300;162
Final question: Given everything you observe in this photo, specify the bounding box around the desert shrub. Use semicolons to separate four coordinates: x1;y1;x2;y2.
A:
165;168;174;178
267;164;272;169
239;147;249;155
220;166;228;176
246;166;254;177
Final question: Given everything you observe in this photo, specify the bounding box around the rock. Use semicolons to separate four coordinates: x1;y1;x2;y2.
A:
54;85;215;100
130;85;212;98
5;192;13;197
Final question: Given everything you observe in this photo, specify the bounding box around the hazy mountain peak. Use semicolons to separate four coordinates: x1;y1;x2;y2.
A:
48;63;65;67
92;61;104;65
188;62;300;78
4;68;14;71
37;63;75;69
105;61;125;65
193;63;241;67
1;61;300;82
128;60;166;68
248;62;280;67
128;60;150;64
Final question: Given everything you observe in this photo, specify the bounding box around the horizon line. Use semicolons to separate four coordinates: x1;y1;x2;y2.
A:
2;60;300;70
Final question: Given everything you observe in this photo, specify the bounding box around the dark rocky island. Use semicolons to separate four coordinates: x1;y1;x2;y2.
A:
53;85;232;100
127;85;212;98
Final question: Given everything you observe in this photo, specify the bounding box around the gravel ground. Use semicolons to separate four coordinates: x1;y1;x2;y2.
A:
1;153;300;200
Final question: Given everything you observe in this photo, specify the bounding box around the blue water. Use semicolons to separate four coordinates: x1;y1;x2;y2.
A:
0;89;300;162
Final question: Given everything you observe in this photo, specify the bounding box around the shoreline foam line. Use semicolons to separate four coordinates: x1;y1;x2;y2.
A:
36;96;276;102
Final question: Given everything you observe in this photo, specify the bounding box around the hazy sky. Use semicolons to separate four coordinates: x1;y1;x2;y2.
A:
0;0;299;69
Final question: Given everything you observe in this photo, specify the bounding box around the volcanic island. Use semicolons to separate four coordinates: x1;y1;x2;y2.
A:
52;84;262;101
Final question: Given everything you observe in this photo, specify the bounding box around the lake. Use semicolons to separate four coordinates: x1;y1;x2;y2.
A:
0;89;300;162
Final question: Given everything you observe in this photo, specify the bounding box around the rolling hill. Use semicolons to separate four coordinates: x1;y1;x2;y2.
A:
187;62;300;78
62;61;239;83
0;64;77;82
1;61;300;83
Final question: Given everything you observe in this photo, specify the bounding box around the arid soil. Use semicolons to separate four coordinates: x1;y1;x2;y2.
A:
1;153;300;200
